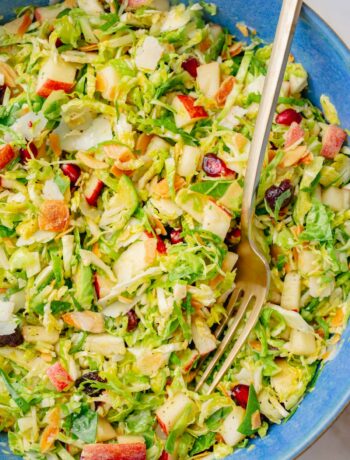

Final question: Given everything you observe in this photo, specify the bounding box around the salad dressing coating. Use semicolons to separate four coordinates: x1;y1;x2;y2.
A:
0;1;348;459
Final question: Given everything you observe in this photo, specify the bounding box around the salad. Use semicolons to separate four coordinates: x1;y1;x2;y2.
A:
0;1;349;459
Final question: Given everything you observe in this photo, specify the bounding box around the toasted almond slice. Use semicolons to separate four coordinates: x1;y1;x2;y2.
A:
49;133;62;157
0;62;18;88
216;76;236;107
40;407;60;453
77;151;108;169
136;133;153;155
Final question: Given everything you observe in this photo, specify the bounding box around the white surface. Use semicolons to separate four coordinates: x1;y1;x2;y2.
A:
305;0;350;46
299;4;349;458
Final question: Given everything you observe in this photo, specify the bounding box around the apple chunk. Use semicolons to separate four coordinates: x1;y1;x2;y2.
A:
0;145;15;169
196;62;220;99
2;13;31;36
156;392;194;435
80;443;146;460
172;94;208;128
34;3;68;23
36;57;77;98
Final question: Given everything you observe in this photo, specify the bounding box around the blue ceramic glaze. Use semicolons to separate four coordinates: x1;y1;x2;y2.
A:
0;1;349;459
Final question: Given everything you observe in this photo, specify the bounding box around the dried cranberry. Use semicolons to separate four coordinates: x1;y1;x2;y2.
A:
181;57;200;78
231;384;250;408
0;85;6;105
202;153;235;177
20;142;38;163
170;228;183;245
276;108;302;126
0;327;24;347
75;371;106;396
61;163;81;185
156;236;167;254
265;179;294;211
127;309;139;332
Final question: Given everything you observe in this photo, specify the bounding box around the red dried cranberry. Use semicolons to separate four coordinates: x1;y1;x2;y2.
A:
231;384;250;408
127;309;139;332
156;236;167;254
55;38;63;47
0;326;24;347
75;371;106;396
61;163;81;185
181;57;200;78
170;228;184;244
276;108;302;126
20;142;38;163
265;179;294;211
202;153;234;177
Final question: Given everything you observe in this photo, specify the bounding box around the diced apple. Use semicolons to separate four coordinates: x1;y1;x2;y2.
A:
94;273;114;299
46;362;73;391
322;186;349;211
298;250;317;276
320;125;347;159
156;393;194;435
2;13;31;36
96;417;116;442
62;311;105;333
177;145;201;179
280;272;301;311
191;316;217;356
289;73;307;94
96;65;119;101
135;36;164;72
202;201;231;240
35;3;68;23
84;334;126;356
84;176;104;206
286;329;316;356
222;251;238;272
173;94;208;128
196;62;220;99
0;145;15;169
114;240;156;284
36;57;77;98
180;349;199;373
22;325;59;344
218;405;245;447
81;443;146;460
284;122;304;149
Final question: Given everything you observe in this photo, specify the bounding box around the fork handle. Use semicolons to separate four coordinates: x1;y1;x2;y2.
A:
241;0;303;237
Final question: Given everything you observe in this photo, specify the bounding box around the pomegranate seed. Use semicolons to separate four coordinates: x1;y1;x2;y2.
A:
55;38;63;47
181;57;200;78
276;108;302;126
127;309;139;332
20;142;38;163
231;384;250;408
61;163;81;185
202;153;235;177
265;179;294;211
170;228;183;244
28;121;33;128
159;451;169;460
156;236;167;254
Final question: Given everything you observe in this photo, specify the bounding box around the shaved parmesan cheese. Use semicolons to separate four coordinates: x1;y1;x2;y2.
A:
10;111;47;141
160;5;191;32
42;179;64;201
220;106;247;129
135;36;163;71
54;116;113;152
0;301;15;321
269;304;313;333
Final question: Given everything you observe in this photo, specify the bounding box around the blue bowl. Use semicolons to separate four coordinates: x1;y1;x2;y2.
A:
0;1;349;459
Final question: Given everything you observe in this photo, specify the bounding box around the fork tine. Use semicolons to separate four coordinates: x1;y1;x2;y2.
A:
205;294;264;394
195;289;253;392
214;284;243;339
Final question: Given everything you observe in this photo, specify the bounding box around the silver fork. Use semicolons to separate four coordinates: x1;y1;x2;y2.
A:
195;0;303;394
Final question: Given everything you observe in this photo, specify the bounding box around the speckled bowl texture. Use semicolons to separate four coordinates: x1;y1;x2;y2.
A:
0;1;349;459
